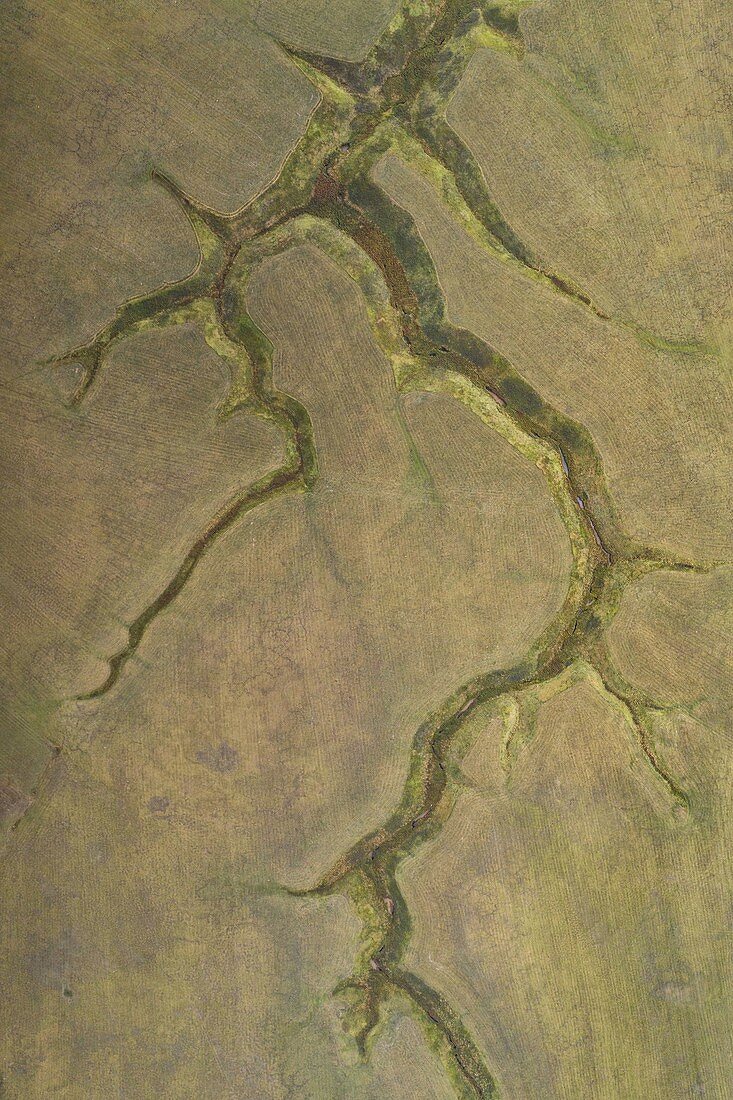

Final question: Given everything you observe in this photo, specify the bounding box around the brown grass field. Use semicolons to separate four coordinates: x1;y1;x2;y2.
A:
2;0;732;1096
374;152;733;562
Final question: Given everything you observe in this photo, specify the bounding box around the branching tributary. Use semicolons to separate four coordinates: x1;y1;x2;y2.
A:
50;2;720;1095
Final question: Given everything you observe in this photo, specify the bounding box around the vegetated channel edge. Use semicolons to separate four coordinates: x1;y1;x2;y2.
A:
44;2;723;1096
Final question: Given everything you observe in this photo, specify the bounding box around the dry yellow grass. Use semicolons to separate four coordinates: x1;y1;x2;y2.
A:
183;242;570;887
4;1;731;1094
0;719;454;1100
401;677;733;1098
447;1;733;341
1;0;316;370
608;565;733;739
0;745;360;1098
0;323;282;826
255;0;398;61
374;152;733;561
0;242;571;1094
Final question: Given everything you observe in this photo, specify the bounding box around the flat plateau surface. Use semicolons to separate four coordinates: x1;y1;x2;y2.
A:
2;1;731;1097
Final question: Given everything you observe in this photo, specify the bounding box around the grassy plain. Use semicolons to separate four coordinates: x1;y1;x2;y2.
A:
0;0;315;369
0;324;282;826
401;678;733;1098
1;737;463;1098
374;152;733;561
1;0;311;828
447;2;733;341
229;242;569;884
255;0;398;61
608;566;733;742
3;0;732;1095
1;243;569;1094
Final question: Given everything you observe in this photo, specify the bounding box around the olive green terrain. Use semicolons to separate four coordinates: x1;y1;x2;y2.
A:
1;1;731;1097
